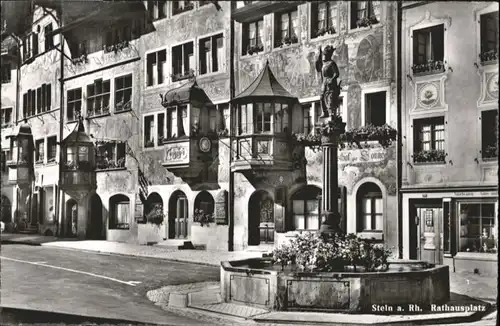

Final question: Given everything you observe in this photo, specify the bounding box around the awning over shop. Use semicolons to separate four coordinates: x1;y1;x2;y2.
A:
233;60;298;103
161;80;212;107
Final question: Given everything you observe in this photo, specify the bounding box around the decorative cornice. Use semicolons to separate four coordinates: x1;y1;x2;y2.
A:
407;10;452;37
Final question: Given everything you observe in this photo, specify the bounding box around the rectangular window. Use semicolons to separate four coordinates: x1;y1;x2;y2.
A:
44;23;54;51
23;34;32;61
144;115;155;148
1;107;13;128
350;1;378;29
311;2;337;38
219;103;230;134
254;103;272;133
274;103;289;133
148;0;167;20
480;11;499;62
1;150;8;172
459;202;497;253
23;90;37;118
1;62;11;84
158;113;165;144
104;26;131;52
32;33;39;56
243;19;264;55
413;117;445;163
87;79;110;117
47;136;57;162
314;100;322;125
96;142;126;170
238;103;253;135
275;9;298;46
35;139;45;164
115;74;133;112
481;109;498;159
166;105;187;139
67;88;82;121
36;87;42;114
199;33;224;75
173;1;194;15
412;24;445;71
365;91;386;126
361;197;383;231
147;49;167;87
172;42;194;81
40;84;51;112
293;199;320;231
302;103;312;134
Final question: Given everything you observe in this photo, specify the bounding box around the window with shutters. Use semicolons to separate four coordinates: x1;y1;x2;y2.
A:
311;2;338;38
35;139;45;164
274;9;298;47
242;19;264;55
199;33;224;75
87;79;110;117
146;49;167;87
67;88;82;121
479;11;499;63
172;42;194;82
413;117;446;164
412;24;445;75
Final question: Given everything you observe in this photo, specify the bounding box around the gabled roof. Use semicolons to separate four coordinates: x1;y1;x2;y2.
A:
233;60;297;103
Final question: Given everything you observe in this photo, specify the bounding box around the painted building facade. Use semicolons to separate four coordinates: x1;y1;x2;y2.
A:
231;1;399;253
1;1;400;257
400;2;498;275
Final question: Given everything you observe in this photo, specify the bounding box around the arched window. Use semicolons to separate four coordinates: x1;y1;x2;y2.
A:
109;194;130;230
292;186;321;231
357;183;383;232
194;191;215;220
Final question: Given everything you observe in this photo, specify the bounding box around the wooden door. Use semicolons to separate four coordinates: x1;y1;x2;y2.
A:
175;197;188;239
259;198;274;244
417;207;443;265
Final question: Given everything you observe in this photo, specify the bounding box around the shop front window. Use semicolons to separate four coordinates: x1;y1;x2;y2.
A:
459;202;497;253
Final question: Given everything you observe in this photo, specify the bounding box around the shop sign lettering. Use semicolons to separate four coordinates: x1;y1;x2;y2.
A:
454;191;498;197
165;143;189;164
338;148;386;164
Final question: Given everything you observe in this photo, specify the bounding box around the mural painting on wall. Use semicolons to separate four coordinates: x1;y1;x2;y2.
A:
198;78;230;102
305;145;397;195
354;33;383;84
141;152;174;186
347;84;362;128
238;39;349;99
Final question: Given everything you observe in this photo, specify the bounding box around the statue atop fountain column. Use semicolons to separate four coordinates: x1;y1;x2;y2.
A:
315;45;342;118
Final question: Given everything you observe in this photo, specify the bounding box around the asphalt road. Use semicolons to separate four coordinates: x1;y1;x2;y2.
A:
0;244;220;325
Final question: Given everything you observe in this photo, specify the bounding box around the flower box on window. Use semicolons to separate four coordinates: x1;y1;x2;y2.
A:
479;50;498;64
145;140;155;148
173;2;194;15
104;40;130;54
217;128;229;138
412;149;446;164
116;101;131;112
35;159;43;165
315;26;336;38
356;16;378;28
276;35;299;47
72;54;88;65
47;157;56;163
411;60;445;75
483;144;498;159
246;44;264;55
171;69;195;82
193;208;214;227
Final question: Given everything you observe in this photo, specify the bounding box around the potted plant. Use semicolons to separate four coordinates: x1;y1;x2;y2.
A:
193;208;214;227
146;203;165;228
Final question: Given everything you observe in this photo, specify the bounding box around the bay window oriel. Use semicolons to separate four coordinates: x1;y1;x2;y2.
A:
412;24;445;74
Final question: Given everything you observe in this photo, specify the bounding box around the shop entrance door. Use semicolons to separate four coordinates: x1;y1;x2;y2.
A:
416;206;443;265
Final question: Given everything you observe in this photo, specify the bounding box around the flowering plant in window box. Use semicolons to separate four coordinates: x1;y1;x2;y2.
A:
193;208;214;227
356;16;378;28
116;101;131;112
315;26;336;37
479;49;498;63
146;203;165;228
246;44;264;55
115;223;129;229
277;35;299;47
482;144;498;159
72;53;88;65
116;157;126;168
411;60;445;75
412;149;447;163
171;69;195;82
217;128;229;138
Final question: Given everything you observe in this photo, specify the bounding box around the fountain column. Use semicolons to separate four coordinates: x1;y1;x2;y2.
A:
319;115;346;237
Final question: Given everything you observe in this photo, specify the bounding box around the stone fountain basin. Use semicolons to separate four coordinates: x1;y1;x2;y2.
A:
220;258;450;313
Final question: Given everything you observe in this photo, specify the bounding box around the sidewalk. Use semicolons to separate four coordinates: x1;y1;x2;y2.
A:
0;233;79;246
